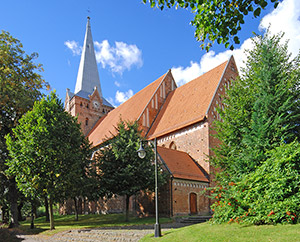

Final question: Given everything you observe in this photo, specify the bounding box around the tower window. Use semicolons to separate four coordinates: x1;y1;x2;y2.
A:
80;102;83;107
85;118;89;126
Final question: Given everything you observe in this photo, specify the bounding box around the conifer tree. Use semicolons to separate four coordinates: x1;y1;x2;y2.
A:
210;32;300;224
213;32;300;179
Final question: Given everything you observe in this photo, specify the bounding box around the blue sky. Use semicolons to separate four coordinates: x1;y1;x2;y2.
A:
1;0;299;106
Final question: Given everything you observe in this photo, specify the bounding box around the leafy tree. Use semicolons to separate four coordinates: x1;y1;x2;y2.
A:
0;30;46;227
143;0;281;51
6;92;92;230
64;164;99;221
210;32;300;224
211;141;300;224
95;120;165;222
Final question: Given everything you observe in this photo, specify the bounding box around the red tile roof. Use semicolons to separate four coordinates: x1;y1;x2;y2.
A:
147;61;228;139
88;72;168;147
158;146;209;182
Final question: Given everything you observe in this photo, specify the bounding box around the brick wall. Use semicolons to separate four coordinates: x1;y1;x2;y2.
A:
172;179;209;216
206;57;239;185
65;91;114;136
157;121;210;174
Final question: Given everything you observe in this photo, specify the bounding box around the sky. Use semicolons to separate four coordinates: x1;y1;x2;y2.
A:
1;0;300;107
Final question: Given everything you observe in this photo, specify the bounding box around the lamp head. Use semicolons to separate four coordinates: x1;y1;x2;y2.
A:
137;142;146;159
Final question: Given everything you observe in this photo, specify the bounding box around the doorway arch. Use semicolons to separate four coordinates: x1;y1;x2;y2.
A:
189;193;197;215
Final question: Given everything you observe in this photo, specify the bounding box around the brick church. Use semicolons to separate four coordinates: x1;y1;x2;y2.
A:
64;18;238;217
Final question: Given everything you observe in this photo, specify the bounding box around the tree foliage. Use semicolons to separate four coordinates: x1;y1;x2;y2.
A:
143;0;281;51
6;92;92;229
210;32;300;224
0;30;46;227
212;141;300;224
95;120;165;221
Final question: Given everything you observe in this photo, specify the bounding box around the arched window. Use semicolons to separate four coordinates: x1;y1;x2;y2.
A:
169;141;177;150
85;118;89;126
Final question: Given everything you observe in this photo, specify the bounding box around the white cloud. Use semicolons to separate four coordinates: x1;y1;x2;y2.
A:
172;38;254;86
114;81;121;87
115;89;134;104
94;40;143;74
171;61;202;87
172;0;300;86
259;0;300;57
64;40;82;55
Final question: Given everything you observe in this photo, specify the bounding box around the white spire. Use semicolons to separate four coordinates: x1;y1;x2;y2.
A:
74;17;102;97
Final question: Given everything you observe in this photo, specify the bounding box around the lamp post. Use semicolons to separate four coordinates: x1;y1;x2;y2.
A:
137;137;161;237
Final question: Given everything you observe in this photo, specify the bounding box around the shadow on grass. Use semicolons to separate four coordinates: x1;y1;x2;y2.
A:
19;225;48;235
19;214;175;235
0;226;48;241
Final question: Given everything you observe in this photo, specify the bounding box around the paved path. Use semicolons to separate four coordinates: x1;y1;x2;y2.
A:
6;223;190;242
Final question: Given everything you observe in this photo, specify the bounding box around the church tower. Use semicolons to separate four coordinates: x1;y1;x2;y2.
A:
65;17;114;135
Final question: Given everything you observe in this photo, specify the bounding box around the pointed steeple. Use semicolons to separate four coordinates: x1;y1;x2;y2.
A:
74;17;102;97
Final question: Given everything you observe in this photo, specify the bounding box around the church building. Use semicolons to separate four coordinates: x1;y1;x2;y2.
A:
64;18;238;217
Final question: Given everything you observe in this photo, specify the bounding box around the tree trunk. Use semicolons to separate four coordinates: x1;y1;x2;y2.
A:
125;195;130;222
17;201;24;221
49;196;55;230
33;203;37;219
30;201;34;229
45;196;50;222
1;206;8;223
74;197;78;221
8;177;19;228
83;197;87;214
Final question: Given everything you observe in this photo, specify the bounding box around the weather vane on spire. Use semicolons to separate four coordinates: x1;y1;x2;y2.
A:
87;7;91;19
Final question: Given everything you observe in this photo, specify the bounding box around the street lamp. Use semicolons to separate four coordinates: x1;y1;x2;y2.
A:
137;137;161;237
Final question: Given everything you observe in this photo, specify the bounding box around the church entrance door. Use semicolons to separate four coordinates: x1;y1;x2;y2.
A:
190;193;197;214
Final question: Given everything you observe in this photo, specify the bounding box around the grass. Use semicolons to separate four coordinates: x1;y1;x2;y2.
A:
18;214;172;236
140;222;300;242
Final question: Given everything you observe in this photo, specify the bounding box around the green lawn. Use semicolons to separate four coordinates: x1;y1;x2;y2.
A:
141;222;300;242
19;214;172;236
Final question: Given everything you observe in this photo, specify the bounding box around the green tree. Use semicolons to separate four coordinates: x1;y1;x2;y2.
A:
213;32;300;178
0;30;46;227
143;0;281;51
210;32;300;224
64;163;99;221
211;141;300;224
95;120;164;222
6;92;92;230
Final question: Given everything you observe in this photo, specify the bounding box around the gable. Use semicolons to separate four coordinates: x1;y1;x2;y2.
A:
88;71;176;147
147;60;229;139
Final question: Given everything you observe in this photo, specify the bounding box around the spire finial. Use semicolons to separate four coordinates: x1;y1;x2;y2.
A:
87;8;91;20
